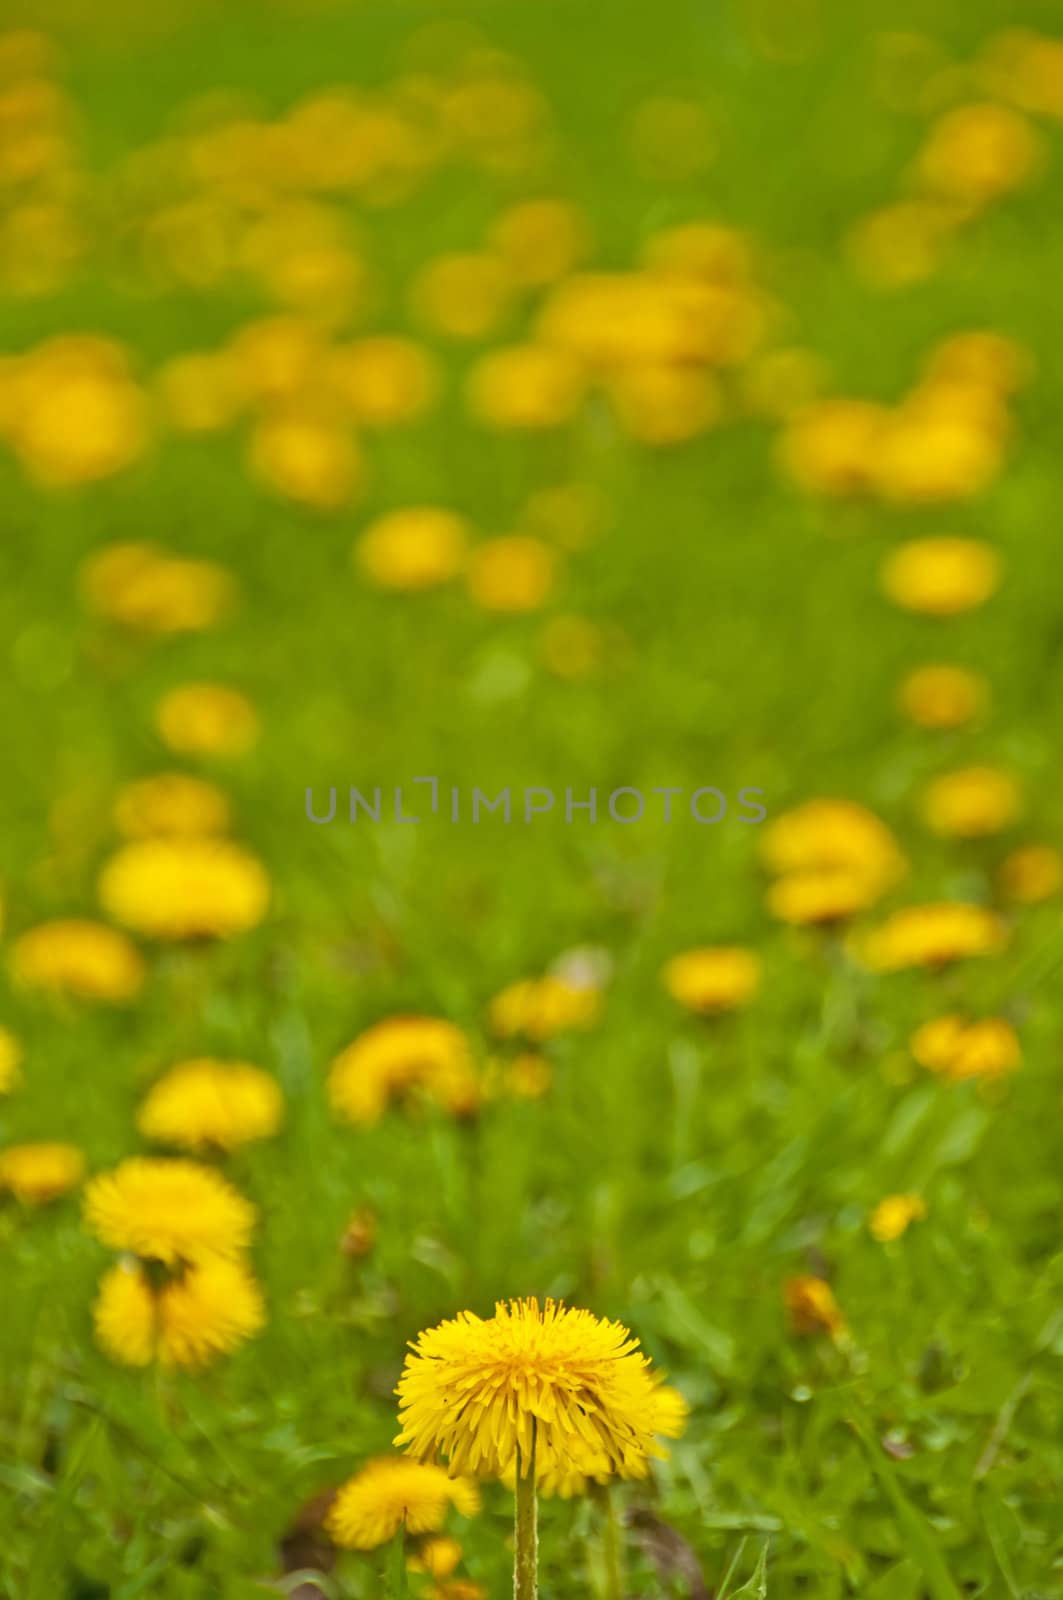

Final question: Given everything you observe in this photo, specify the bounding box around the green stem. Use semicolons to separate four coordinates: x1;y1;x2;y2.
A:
602;1484;625;1600
514;1428;538;1600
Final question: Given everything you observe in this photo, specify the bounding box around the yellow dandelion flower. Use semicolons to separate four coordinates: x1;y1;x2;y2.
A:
466;537;557;614
326;1457;480;1551
0;1027;23;1093
467;344;586;431
113;773;231;839
998;843;1063;904
643;222;753;284
767;867;882;927
502;1054;553;1100
855;902;1007;972
98;837;269;941
225;315;325;404
607;364;721;447
922;765;1022;839
661;947;761;1014
0;1141;84;1204
80;542;235;634
83;1156;256;1263
910;1015;1020;1082
409;1536;463;1578
356;507;469;592
777;398;890;497
897;664;988;730
137;1059;284;1152
155;683;260;757
328;337;440;427
880;537;1001;616
871;399;1006;505
923;330;1031;394
10;919;145;1003
761;798;906;898
411;252;514;340
489;975;601;1041
869;1193;927;1242
93;1255;264;1368
489;199;590;288
916;102;1041;205
784;1276;846;1338
12;345;149;487
396;1299;681;1483
248;410;362;511
155;350;245;435
329;1016;480;1126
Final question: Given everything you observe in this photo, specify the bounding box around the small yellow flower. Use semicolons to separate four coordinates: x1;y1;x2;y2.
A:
155;350;244;434
466;536;557;614
880;537;1001;616
854;902;1007;972
998;843;1063;904
916;102;1041;205
761;798;906;899
467;344;586;431
98;837;269;940
847;201;954;290
155;683;260;757
113;773;231;839
0;1027;23;1093
502;1053;553;1100
93;1255;264;1368
329;1017;480;1126
10;919;145;1003
767;867;882;927
869;1193;927;1242
784;1276;846;1337
910;1015;1020;1081
12;339;149;487
328;337;440;427
80;542;235;634
137;1059;284;1152
607;364;721;446
396;1298;682;1482
327;1457;479;1551
356;507;469;592
248;410;362;510
83;1156;256;1263
922;766;1022;838
409;1536;463;1579
489;974;601;1040
488;199;590;288
897;664;988;730
778;398;889;497
411;252;514;340
0;1141;84;1203
923;330;1031;394
661;947;761;1014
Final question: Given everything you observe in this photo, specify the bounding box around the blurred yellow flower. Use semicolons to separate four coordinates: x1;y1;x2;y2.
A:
607;364;721;446
855;903;1007;972
248;409;362;510
924;330;1031;394
467;343;586;430
328;336;440;427
998;843;1063;904
80;542;235;633
880;537;1001;616
113;773;231;838
10;919;145;1003
0;1027;22;1093
356;506;469;591
155;350;244;434
489;974;600;1040
329;1016;480;1125
11;337;149;487
489;198;590;287
661;946;761;1014
910;1014;1020;1081
340;1204;378;1258
767;867;882;927
761;798;906;898
0;1141;84;1203
502;1053;553;1100
137;1059;284;1152
847;201;954;290
93;1255;264;1368
784;1275;846;1337
897;664;988;729
155;683;260;756
411;251;514;339
869;1193;926;1242
778;398;889;496
466;536;557;613
916;102;1041;205
98;837;270;940
327;1457;480;1551
409;1536;463;1579
921;766;1022;839
84;1156;256;1263
396;1298;681;1482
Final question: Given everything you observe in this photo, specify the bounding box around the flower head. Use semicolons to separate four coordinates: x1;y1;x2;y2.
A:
661;946;761;1014
113;773;231;839
81;542;234;633
869;1193;927;1242
784;1276;846;1338
98;838;269;940
489;975;601;1040
760;798;906;898
356;507;469;592
329;1017;479;1126
155;683;260;757
10;919;145;1003
326;1457;479;1551
396;1297;680;1483
853;902;1007;971
0;1141;85;1203
921;765;1022;838
83;1156;256;1263
998;844;1063;904
93;1255;264;1368
880;537;1001;616
897;664;988;730
0;1027;22;1094
910;1014;1020;1081
137;1059;284;1152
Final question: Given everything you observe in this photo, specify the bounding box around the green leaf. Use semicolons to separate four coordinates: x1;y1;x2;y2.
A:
854;1426;962;1600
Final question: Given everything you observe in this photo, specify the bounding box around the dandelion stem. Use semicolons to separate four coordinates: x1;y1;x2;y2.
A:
514;1428;538;1600
602;1484;625;1600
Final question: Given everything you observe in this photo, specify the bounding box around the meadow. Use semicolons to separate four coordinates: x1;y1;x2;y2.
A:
2;2;1063;1596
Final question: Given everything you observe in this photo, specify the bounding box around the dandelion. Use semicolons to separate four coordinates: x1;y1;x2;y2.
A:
998;843;1063;904
0;1027;22;1093
155;683;260;756
661;947;761;1014
467;344;586;431
607;364;721;446
784;1276;846;1338
356;507;469;592
778;397;889;497
879;537;1001;616
466;536;557;613
326;1457;479;1550
411;252;514;340
921;765;1022;838
489;974;601;1040
502;1053;553;1100
329;1016;480;1126
854;902;1007;972
897;664;988;730
761;798;906;899
489;199;590;287
767;867;882;927
869;1194;927;1242
910;1015;1020;1081
248;410;362;510
80;542;235;633
93;1254;264;1368
0;1142;85;1204
10;919;145;1003
328;336;439;427
113;773;231;838
915;103;1041;206
137;1059;284;1152
98;837;269;940
83;1156;256;1263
